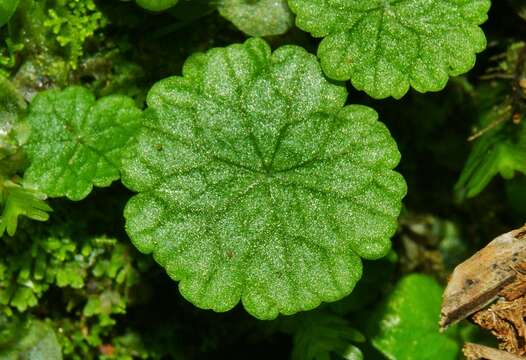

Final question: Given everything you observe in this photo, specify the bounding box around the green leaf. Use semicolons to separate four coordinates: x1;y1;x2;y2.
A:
291;311;365;360
455;105;526;200
43;0;108;70
0;180;52;237
10;287;38;312
369;274;459;360
218;0;294;37
0;0;19;27
0;316;62;360
288;0;490;99
23;86;142;201
329;250;398;315
55;262;85;288
136;0;178;11
454;48;526;200
122;38;406;319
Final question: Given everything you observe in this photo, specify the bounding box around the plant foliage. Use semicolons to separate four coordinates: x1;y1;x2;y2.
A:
0;0;18;27
369;274;459;360
136;0;179;12
23;87;142;201
43;0;107;68
289;0;491;99
0;77;52;237
456;42;526;199
290;311;365;360
122;37;406;319
1;0;522;358
0;316;62;360
218;0;293;37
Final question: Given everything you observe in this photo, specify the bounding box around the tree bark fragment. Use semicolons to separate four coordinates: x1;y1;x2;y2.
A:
441;225;526;358
440;225;526;329
464;343;526;360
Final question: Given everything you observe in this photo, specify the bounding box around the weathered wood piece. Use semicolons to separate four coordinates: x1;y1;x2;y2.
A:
472;297;526;355
440;225;526;329
463;343;526;360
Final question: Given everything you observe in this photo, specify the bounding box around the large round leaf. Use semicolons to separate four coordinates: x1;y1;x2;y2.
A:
123;38;406;319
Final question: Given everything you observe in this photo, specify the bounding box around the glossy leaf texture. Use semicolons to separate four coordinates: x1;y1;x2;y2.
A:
369;274;459;360
288;0;491;99
122;38;406;319
0;0;19;27
23;87;142;201
218;0;294;37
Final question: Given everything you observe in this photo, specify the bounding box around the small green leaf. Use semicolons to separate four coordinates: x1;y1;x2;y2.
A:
10;287;38;312
23;86;142;201
288;0;490;99
291;311;365;360
455;104;526;200
55;262;85;289
123;38;406;319
218;0;294;37
0;316;62;360
0;0;19;27
43;0;108;70
136;0;178;11
370;274;459;360
0;180;52;237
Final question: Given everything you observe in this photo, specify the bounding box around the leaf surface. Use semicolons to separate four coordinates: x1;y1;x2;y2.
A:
0;181;52;237
218;0;294;37
455;101;526;199
123;38;406;319
291;311;365;360
370;274;459;360
136;0;178;11
24;87;142;200
0;0;18;27
288;0;491;99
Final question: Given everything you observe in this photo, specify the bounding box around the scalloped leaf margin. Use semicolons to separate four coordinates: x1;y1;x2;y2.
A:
288;0;491;99
122;38;407;319
24;86;142;201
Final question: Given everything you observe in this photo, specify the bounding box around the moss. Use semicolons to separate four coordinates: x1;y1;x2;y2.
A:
43;0;107;69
